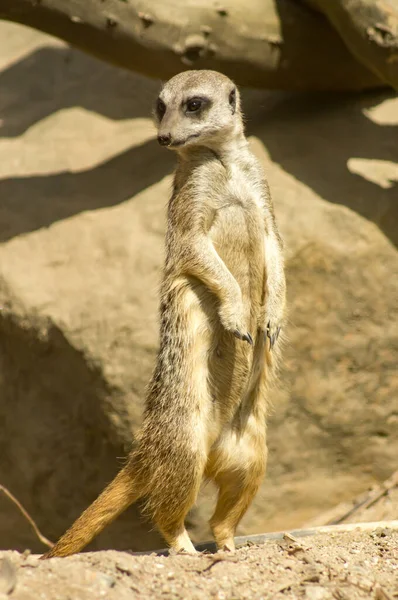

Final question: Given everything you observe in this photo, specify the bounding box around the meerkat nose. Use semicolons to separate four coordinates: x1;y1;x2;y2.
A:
158;134;172;146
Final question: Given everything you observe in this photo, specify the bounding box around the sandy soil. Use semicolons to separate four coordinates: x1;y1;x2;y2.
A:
1;527;397;600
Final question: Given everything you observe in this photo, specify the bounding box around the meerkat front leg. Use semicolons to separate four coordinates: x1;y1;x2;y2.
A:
255;179;286;349
180;234;253;344
263;230;286;350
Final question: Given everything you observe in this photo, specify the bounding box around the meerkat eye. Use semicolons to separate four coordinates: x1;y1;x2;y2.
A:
186;98;203;113
229;88;236;113
156;98;166;120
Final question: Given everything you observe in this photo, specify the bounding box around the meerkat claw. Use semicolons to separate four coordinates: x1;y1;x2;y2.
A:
244;332;254;345
266;321;271;340
233;330;253;345
264;322;281;350
233;329;244;340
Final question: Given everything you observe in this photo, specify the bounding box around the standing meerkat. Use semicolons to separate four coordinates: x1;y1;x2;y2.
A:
42;70;286;558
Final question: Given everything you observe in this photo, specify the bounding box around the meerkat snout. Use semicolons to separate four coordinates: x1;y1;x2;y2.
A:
158;134;172;146
154;70;243;151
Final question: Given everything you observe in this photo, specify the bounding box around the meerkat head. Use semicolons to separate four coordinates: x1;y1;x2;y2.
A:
154;70;243;151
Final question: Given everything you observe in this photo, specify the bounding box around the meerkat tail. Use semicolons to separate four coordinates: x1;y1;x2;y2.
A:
41;466;140;559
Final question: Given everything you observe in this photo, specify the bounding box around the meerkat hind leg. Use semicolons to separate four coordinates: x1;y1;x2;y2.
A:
208;429;267;552
143;424;207;555
210;471;262;552
153;489;200;555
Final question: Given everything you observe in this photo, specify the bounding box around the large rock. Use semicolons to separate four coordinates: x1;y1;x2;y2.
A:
0;22;397;552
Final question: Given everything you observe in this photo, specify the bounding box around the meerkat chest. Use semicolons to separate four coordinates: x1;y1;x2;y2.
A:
208;163;264;250
223;163;264;212
206;164;264;236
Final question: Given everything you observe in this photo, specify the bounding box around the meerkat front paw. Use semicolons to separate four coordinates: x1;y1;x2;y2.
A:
218;302;253;345
262;304;284;350
265;320;282;350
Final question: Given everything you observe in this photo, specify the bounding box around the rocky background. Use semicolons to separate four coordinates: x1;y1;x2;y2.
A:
0;22;397;555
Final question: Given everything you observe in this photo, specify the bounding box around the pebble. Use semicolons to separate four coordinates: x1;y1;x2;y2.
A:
304;586;332;600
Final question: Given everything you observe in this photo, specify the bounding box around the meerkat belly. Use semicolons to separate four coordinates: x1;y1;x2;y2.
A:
210;201;264;303
207;197;266;421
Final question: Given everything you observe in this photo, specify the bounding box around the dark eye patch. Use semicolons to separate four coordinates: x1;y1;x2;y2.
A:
156;98;166;120
229;87;236;113
184;96;210;114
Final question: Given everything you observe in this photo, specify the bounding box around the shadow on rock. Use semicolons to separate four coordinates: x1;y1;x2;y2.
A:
244;89;398;246
0;46;160;138
0;307;162;553
0;138;175;242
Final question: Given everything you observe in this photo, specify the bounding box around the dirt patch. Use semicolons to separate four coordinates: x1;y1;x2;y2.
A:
1;527;397;600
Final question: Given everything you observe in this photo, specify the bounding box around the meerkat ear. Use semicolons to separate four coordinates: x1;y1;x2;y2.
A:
229;87;236;114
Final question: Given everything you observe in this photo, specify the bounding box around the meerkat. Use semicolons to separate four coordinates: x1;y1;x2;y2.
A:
42;70;286;559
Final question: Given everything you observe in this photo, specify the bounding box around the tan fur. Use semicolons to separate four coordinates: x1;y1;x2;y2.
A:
42;70;286;559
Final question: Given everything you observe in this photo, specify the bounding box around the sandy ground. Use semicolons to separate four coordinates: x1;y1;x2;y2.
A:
1;527;397;600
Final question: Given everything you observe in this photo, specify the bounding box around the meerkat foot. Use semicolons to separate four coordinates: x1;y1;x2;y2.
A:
211;519;237;553
164;525;198;555
215;537;236;553
171;532;197;555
